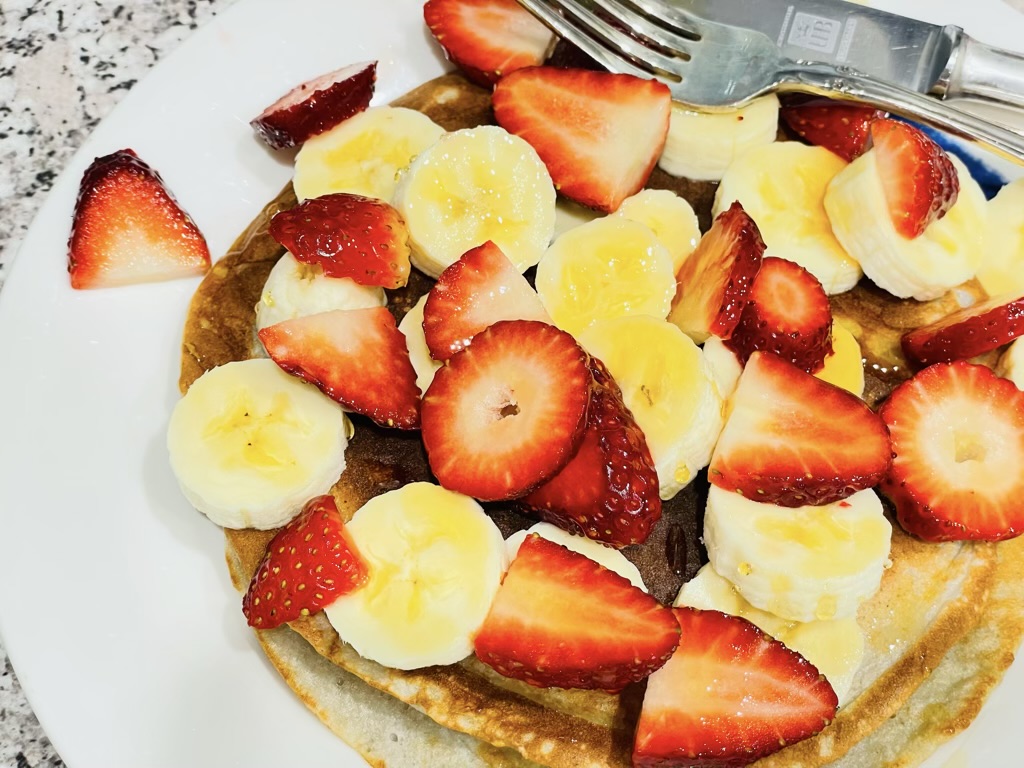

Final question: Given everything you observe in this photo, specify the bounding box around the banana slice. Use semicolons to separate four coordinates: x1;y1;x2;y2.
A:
815;320;865;398
505;521;647;592
167;358;350;530
323;482;507;670
255;252;386;335
553;197;601;240
976;177;1024;298
393;125;557;277
657;95;780;182
675;564;864;706
997;336;1024;390
824;154;988;301
577;315;724;499
714;142;861;294
535;217;675;337
397;294;441;396
703;484;891;623
613;188;701;273
701;335;743;401
292;106;445;203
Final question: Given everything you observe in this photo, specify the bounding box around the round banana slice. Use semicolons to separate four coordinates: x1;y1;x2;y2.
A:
976;177;1024;298
658;94;780;182
613;188;701;273
324;482;508;670
577;315;724;499
535;217;675;338
553;197;601;240
393;125;557;277
714;142;861;294
397;294;441;396
703;485;892;623
292;106;445;203
167;358;350;530
701;335;743;402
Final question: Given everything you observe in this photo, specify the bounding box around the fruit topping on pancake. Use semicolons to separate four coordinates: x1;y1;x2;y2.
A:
901;291;1024;366
779;99;885;162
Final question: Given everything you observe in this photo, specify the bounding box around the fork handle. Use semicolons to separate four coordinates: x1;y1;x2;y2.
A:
942;35;1024;112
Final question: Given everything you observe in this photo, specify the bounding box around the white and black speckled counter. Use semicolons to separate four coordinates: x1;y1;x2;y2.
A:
0;4;235;764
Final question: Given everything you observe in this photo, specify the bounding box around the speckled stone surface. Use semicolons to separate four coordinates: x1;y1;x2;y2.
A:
0;4;234;764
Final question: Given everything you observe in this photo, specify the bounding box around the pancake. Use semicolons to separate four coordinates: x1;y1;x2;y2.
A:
178;72;1024;766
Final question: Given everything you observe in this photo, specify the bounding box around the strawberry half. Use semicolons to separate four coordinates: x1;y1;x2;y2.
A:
492;66;671;212
870;118;959;239
709;351;892;507
250;60;376;150
269;193;411;289
901;292;1024;367
474;533;679;692
258;306;421;429
780;97;886;162
420;319;590;501
242;495;368;629
667;201;765;342
423;240;550;361
424;0;554;87
879;361;1024;542
725;256;834;373
520;357;661;548
68;149;210;289
633;607;838;767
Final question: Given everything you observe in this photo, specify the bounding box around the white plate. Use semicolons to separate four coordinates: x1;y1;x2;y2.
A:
0;1;1020;766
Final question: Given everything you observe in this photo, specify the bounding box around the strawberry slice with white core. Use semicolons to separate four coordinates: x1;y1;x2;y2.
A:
901;292;1024;367
880;361;1024;542
667;201;765;343
870;118;959;239
421;319;590;501
258;306;421;429
250;61;376;150
633;607;838;767
423;240;551;361
424;0;555;87
68;149;210;289
709;351;892;507
492;66;671;213
780;97;886;162
725;256;834;373
474;533;679;691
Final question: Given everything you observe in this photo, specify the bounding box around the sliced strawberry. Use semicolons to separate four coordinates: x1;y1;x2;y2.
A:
880;361;1024;542
474;533;679;691
709;351;891;507
242;495;368;629
423;240;551;361
492;66;671;212
725;256;834;373
68;149;210;289
520;357;661;548
258;307;421;429
870;118;959;239
250;61;376;150
421;319;590;501
667;201;765;342
269;193;411;289
424;0;554;87
901;292;1024;367
780;97;886;162
633;607;838;767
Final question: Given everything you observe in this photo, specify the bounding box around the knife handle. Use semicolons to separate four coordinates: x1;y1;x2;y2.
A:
944;35;1024;112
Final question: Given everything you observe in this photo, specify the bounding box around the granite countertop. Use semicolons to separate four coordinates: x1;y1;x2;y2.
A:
0;4;235;764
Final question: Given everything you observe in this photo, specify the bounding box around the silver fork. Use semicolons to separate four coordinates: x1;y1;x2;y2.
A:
518;0;1024;164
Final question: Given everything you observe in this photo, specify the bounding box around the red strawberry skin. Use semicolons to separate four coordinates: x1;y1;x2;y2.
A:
871;118;959;239
258;306;421;429
880;361;1024;542
269;193;411;289
709;352;892;507
901;293;1024;367
493;66;671;212
780;98;885;162
520;357;661;548
423;240;550;361
474;534;680;692
68;149;210;289
633;607;838;767
424;0;554;87
243;495;368;629
421;319;590;501
725;256;833;373
250;60;376;150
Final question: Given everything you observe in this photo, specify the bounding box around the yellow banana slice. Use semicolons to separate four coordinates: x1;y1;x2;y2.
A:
815;321;865;398
397;294;441;396
976;177;1024;298
613;188;701;273
701;335;743;402
167;358;350;530
553;197;601;240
